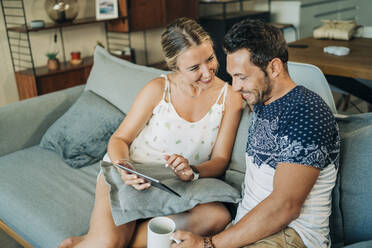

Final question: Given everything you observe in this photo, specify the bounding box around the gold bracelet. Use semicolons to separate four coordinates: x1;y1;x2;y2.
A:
203;236;215;248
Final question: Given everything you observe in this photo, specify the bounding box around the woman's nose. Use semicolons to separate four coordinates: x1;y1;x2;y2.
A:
201;64;212;77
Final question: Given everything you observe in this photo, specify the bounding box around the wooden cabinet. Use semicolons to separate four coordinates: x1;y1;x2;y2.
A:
14;58;93;99
107;0;198;32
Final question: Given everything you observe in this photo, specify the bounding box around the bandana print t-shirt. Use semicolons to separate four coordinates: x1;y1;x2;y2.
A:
234;86;340;248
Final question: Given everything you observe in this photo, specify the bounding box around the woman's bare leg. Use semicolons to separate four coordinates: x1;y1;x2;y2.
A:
129;202;231;248
59;173;136;248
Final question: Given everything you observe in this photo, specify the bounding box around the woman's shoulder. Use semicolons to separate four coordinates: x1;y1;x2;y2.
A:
145;76;166;90
213;77;241;103
140;76;166;96
223;82;243;111
134;76;167;107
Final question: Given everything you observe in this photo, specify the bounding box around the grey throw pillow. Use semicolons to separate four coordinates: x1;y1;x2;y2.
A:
40;91;125;168
101;161;242;225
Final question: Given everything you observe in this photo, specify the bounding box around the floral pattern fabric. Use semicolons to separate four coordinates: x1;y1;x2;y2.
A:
129;75;228;165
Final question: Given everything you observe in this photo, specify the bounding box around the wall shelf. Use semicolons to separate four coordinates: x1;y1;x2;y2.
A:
7;17;126;33
1;0;197;100
1;0;132;100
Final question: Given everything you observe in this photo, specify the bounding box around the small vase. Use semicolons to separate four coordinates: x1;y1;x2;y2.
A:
47;59;60;70
45;0;79;24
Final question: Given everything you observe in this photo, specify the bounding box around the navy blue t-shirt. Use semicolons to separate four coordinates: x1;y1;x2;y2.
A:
246;86;340;170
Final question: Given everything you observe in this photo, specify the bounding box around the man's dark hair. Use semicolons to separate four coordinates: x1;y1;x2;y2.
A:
223;19;288;72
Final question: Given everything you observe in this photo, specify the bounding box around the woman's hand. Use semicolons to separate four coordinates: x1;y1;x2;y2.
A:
114;159;151;190
164;154;194;181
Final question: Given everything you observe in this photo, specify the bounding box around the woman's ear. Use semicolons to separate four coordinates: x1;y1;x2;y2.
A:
268;58;283;78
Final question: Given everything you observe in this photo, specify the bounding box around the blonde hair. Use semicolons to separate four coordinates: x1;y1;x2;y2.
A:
161;18;213;71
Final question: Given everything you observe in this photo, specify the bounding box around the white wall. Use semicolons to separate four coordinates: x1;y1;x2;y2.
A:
358;0;372;26
0;5;18;107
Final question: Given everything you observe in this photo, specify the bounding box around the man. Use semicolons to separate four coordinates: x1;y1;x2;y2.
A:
172;19;340;248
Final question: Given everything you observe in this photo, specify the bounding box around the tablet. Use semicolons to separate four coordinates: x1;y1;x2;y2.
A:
114;163;181;197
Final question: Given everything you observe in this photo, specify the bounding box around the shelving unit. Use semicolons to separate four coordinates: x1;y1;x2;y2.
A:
1;0;198;100
199;0;271;81
1;0;132;100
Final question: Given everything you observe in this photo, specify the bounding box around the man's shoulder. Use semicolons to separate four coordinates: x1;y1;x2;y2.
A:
286;86;334;118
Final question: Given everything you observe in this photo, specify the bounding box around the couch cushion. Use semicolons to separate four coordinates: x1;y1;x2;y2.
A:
329;168;344;248
225;107;252;190
40;90;125;168
343;240;372;248
85;46;168;114
0;146;100;248
337;113;372;245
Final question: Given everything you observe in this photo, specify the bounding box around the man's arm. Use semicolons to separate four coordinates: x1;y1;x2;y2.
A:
172;162;320;248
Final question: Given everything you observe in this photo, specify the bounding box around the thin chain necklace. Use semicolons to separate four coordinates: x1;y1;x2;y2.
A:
169;74;202;98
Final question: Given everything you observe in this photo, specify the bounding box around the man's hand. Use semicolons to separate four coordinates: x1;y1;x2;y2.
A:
171;230;204;248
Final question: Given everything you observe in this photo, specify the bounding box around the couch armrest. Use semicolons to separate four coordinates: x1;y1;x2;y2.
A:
0;85;84;157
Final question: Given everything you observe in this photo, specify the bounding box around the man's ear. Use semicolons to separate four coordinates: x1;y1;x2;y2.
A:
268;58;283;78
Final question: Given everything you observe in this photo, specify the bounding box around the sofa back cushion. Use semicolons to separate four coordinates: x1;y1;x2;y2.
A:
85;46;168;114
225;107;252;190
336;113;372;245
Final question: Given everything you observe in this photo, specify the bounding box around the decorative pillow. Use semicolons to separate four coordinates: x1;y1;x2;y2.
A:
40;91;125;168
85;46;168;114
100;161;241;225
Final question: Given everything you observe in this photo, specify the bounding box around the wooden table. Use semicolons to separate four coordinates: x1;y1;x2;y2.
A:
288;37;372;104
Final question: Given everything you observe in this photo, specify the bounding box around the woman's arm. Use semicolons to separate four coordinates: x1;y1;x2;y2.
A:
197;86;243;178
107;77;164;163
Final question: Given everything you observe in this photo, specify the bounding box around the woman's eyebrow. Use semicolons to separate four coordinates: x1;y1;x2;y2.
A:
186;63;199;70
206;53;214;60
186;52;214;70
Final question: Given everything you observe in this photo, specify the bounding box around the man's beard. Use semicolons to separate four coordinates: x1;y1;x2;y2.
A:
245;76;272;105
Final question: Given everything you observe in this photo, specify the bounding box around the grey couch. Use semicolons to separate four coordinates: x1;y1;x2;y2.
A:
0;47;371;248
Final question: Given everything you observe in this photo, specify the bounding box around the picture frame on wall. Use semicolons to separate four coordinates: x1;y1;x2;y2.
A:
96;0;119;20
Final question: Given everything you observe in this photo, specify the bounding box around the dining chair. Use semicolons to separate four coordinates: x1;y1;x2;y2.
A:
288;61;337;114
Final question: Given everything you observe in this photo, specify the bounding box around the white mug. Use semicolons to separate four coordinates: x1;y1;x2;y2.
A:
147;217;179;248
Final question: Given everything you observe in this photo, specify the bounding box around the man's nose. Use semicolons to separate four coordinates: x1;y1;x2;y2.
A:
232;79;242;92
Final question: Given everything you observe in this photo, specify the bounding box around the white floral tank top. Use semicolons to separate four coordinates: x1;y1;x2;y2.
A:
129;74;228;165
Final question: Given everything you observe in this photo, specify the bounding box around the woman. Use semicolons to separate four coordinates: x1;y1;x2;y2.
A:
59;17;242;248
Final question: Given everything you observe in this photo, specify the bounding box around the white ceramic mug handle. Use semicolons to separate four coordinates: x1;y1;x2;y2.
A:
171;237;181;244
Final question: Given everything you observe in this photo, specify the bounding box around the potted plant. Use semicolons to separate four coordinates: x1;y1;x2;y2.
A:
46;51;59;70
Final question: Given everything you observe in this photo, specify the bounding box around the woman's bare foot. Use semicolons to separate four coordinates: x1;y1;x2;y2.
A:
58;235;86;248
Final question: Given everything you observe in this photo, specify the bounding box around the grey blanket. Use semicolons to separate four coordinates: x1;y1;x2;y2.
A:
100;161;241;226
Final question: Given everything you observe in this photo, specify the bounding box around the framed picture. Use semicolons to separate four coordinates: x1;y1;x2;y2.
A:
96;0;119;20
